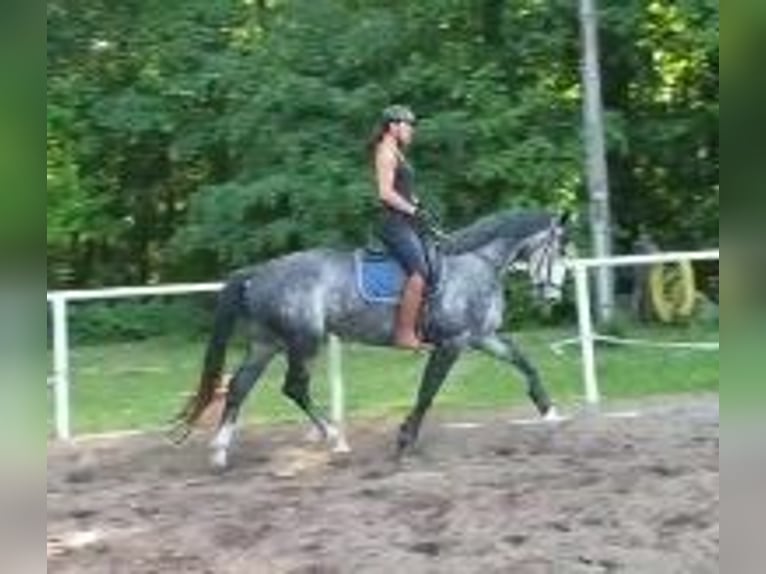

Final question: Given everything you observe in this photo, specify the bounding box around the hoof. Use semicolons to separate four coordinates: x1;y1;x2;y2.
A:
543;406;566;423
332;435;352;455
323;425;352;454
210;449;228;471
396;435;412;458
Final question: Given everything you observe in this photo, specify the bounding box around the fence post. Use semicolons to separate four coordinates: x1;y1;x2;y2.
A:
573;262;601;408
52;296;72;440
327;335;350;453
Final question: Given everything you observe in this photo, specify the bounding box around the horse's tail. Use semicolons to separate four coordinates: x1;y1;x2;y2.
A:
171;272;247;441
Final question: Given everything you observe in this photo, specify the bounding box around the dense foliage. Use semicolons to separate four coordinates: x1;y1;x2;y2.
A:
47;0;718;288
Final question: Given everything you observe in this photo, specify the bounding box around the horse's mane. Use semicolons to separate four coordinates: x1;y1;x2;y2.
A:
444;209;553;255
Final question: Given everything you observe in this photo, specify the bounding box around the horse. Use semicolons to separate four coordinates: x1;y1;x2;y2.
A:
173;209;572;469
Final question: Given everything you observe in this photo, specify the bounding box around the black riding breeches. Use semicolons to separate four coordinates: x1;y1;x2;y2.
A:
379;216;429;279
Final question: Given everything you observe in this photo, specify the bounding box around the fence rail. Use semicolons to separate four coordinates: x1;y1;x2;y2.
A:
569;249;718;407
47;249;719;441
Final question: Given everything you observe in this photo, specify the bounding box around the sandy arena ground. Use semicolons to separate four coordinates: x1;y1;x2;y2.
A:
48;395;718;573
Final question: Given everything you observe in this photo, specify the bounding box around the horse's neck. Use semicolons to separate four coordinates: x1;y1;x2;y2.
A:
474;236;526;273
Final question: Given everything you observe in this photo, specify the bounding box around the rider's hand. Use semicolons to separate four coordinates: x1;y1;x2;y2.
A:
413;206;441;234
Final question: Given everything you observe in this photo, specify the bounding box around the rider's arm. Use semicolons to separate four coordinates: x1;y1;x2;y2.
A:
375;146;417;216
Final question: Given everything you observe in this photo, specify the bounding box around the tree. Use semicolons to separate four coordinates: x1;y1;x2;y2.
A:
580;0;615;322
47;0;718;289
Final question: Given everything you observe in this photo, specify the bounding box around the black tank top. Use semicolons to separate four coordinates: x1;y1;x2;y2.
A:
394;156;415;202
383;153;416;222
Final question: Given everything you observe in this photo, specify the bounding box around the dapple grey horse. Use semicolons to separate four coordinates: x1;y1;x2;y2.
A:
173;209;571;468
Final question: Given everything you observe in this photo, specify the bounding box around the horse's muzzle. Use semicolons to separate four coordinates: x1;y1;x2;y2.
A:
536;283;564;303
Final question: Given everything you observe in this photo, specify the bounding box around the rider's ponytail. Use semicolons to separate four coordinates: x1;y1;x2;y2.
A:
367;119;390;160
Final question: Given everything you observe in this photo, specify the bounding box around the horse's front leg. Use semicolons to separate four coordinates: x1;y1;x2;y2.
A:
397;344;461;456
474;333;558;418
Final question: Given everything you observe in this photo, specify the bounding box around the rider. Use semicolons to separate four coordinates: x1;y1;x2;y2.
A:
371;105;430;350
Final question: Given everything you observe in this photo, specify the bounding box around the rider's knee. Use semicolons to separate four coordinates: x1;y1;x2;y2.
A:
409;272;426;289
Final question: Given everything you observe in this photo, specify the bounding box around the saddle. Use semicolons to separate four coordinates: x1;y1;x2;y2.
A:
354;238;443;305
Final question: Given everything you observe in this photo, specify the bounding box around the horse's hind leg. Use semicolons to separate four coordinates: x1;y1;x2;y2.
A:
282;347;341;448
210;344;278;470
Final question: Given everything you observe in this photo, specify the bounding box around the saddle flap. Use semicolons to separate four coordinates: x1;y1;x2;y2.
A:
355;249;406;303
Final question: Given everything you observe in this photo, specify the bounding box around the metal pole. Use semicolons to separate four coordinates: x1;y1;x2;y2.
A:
328;335;344;425
52;296;72;440
574;263;601;408
327;335;350;453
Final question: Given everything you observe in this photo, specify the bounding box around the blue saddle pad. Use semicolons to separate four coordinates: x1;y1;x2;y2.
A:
355;250;406;304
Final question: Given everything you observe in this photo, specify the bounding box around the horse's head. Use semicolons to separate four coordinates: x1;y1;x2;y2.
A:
523;211;572;303
446;208;574;302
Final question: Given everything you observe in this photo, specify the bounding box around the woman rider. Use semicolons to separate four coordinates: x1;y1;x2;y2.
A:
371;105;430;350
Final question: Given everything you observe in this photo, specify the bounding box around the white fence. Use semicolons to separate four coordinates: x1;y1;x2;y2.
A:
47;249;719;440
47;284;223;440
570;249;719;408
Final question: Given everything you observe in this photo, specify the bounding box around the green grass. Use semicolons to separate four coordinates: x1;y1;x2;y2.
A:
47;325;719;435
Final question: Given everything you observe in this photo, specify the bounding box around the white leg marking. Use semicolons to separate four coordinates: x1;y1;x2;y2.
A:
210;422;235;470
332;431;352;455
324;424;339;442
510;407;569;426
320;423;351;454
210;448;228;470
543;406;566;423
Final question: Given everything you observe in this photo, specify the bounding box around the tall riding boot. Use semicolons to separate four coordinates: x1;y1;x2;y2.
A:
394;273;427;350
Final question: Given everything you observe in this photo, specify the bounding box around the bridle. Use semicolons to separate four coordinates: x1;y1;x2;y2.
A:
422;218;566;292
526;224;566;294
